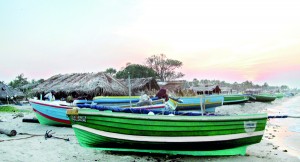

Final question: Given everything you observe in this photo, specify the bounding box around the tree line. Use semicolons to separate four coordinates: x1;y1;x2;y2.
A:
2;54;292;91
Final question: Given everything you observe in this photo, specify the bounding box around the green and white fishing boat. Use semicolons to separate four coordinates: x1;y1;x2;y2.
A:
249;94;277;102
67;108;267;156
223;95;249;105
275;93;284;99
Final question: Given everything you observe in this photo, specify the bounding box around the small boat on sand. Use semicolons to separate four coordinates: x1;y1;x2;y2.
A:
29;98;169;126
169;95;224;112
249;94;276;102
223;95;249;105
29;99;73;126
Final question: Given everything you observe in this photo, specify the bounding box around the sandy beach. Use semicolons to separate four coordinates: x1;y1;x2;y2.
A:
1;104;300;162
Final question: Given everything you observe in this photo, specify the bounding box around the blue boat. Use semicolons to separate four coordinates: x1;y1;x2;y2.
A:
169;95;224;112
93;96;160;104
29;99;72;126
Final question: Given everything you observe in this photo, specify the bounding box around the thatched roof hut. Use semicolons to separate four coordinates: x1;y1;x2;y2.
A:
32;72;128;99
118;77;160;95
0;83;25;102
159;80;194;96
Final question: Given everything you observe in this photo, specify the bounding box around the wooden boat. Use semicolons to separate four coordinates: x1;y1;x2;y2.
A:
67;108;267;156
29;99;73;126
29;99;169;126
223;95;249;105
249;94;276;102
169;95;224;112
93;96;160;104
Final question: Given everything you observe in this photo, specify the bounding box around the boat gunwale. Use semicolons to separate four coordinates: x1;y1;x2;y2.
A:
29;99;72;109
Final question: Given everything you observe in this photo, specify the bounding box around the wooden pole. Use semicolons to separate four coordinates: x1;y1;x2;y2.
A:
128;73;132;108
0;129;17;136
200;95;204;116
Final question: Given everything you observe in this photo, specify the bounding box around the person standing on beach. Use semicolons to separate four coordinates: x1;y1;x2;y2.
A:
44;90;56;101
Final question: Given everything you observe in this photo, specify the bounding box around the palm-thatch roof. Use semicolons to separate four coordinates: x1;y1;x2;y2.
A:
32;72;129;98
118;77;160;95
159;80;190;92
158;80;195;96
0;83;25;100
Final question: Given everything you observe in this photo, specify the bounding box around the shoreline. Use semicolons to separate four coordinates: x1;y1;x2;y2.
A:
1;105;300;162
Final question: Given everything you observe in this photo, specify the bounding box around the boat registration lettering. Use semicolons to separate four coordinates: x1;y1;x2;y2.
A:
244;121;257;133
72;116;86;122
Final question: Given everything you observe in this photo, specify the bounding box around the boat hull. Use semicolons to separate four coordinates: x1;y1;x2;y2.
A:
171;95;224;111
30;100;72;126
249;94;276;102
93;96;159;104
67;109;267;156
223;95;249;105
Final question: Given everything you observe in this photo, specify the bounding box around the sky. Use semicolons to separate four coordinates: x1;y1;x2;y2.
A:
1;0;300;88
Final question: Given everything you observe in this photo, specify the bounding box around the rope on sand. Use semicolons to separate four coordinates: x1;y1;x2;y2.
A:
0;134;42;142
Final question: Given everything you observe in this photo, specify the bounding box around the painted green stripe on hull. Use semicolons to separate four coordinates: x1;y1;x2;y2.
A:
83;119;266;131
82;115;267;126
84;115;267;126
34;112;69;126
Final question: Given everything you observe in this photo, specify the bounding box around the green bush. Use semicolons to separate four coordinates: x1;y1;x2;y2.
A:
0;106;19;112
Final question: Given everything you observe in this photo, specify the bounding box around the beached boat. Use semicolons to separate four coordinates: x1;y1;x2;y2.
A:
93;96;160;104
29;99;73;126
249;94;277;102
169;95;224;112
29;98;169;126
67;108;267;156
275;93;284;99
223;95;249;105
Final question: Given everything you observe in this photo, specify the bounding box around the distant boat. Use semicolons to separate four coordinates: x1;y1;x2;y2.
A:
67;108;267;156
274;93;284;99
169;95;224;112
249;94;277;102
223;95;249;105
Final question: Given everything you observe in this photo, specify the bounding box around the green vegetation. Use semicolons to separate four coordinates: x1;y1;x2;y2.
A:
104;68;117;75
0;105;19;112
8;74;29;88
116;64;158;79
145;54;184;81
0;105;30;113
4;55;294;93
